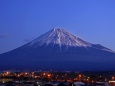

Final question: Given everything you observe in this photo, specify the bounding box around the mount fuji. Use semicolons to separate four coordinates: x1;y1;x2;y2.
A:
0;28;115;71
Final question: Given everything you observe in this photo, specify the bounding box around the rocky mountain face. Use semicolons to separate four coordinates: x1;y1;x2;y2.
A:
0;28;115;71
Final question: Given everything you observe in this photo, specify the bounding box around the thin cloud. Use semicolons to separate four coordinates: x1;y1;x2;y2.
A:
24;37;35;42
0;34;10;38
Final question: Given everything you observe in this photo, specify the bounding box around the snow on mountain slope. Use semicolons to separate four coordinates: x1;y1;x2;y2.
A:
0;28;115;71
26;28;115;53
28;28;91;47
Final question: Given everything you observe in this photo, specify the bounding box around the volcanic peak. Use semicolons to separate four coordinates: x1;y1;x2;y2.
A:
28;28;91;47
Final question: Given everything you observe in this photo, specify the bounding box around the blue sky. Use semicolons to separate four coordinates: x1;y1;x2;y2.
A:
0;0;115;54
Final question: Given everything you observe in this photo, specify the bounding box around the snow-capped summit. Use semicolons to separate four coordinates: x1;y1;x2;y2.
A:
0;28;115;71
29;28;91;47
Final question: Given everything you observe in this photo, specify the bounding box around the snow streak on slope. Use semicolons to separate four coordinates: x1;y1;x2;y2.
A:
29;28;91;47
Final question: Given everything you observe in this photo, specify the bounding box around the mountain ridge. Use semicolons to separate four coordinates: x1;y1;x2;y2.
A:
0;28;115;71
28;28;91;47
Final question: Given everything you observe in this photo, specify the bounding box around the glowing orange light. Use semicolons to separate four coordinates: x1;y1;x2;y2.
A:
48;74;51;77
112;76;114;80
79;74;81;77
92;80;94;83
43;73;46;76
87;79;89;81
25;72;28;75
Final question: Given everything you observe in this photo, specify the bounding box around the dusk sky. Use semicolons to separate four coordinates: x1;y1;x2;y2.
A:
0;0;115;54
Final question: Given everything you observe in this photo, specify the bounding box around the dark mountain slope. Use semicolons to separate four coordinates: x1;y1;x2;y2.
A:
0;28;115;71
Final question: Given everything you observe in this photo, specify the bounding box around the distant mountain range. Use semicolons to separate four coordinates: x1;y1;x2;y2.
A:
0;28;115;71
